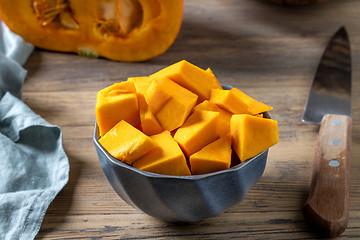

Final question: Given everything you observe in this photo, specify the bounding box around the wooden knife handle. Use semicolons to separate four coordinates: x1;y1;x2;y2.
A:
302;114;352;238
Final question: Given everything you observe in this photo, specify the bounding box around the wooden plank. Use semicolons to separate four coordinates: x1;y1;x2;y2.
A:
14;0;360;238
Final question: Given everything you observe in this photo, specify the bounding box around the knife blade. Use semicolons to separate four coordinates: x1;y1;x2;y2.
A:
302;26;352;238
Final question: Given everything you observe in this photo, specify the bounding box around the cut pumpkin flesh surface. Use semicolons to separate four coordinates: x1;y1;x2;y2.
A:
193;100;232;137
0;0;183;62
128;76;163;136
133;131;191;176
174;110;219;158
145;77;198;131
231;114;279;162
189;134;232;175
99;120;157;164
230;88;273;115
205;68;223;90
209;88;249;114
95;60;279;175
96;81;140;137
151;60;214;103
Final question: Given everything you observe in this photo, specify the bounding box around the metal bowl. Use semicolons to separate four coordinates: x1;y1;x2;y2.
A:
93;84;269;222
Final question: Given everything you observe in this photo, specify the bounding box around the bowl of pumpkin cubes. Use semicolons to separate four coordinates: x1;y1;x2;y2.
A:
93;60;279;222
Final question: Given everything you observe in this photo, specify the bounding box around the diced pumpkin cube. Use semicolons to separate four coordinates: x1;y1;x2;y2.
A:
174;110;219;157
205;68;223;90
145;77;198;131
129;76;163;135
209;88;248;114
144;78;172;114
127;76;152;93
193;100;232;137
189;134;232;175
248;103;272;115
96;82;140;137
138;97;164;136
231;114;279;162
151;60;213;103
99;120;157;165
133;131;191;176
230;87;273;115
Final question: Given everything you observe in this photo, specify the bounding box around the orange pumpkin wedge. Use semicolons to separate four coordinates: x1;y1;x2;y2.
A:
128;76;163;136
193;100;232;137
230;114;279;162
205;68;223;90
99;120;157;165
133;131;191;176
96;81;140;137
0;0;183;62
174;110;219;157
189;134;232;175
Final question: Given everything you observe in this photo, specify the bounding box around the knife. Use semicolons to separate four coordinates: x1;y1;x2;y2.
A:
302;27;352;238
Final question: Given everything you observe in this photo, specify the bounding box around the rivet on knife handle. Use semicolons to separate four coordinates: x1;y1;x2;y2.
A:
302;114;352;238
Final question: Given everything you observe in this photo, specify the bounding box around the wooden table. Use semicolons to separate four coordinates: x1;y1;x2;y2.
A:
21;0;360;239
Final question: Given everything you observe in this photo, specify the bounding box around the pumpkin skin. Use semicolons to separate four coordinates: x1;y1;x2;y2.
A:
0;0;183;62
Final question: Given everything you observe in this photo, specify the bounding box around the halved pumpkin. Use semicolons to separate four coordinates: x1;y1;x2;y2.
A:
0;0;183;62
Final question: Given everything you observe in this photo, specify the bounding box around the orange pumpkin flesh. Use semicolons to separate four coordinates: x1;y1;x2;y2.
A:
0;0;183;62
95;60;279;175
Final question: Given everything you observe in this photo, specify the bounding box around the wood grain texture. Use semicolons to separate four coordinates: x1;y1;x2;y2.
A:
18;0;360;239
264;0;328;5
302;114;352;238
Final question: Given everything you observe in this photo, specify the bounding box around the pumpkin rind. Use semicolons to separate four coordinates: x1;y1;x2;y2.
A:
0;0;183;62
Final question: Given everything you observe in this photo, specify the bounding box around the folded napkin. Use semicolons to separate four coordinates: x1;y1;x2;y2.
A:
0;21;34;66
0;21;70;240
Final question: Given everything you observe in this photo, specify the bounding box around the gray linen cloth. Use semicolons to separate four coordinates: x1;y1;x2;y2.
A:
0;21;70;240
